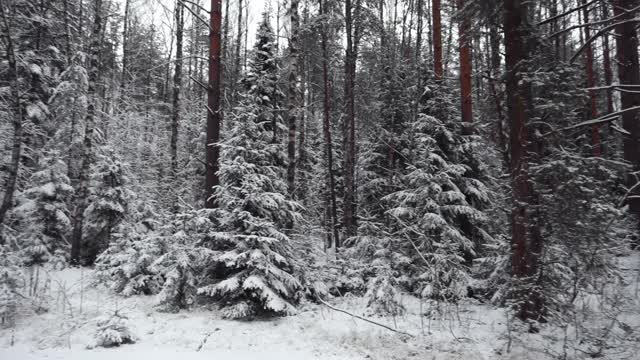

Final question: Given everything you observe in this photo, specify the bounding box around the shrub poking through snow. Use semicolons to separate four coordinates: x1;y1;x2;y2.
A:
366;272;406;316
0;246;23;327
93;312;137;348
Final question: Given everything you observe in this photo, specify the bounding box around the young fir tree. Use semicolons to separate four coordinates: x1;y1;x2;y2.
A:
95;223;166;297
7;154;73;266
384;112;492;300
81;151;132;264
95;208;217;309
197;16;303;319
352;65;493;308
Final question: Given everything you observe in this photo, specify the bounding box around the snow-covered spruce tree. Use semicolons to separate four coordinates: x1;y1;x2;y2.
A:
92;311;137;348
197;16;303;319
96;208;218;310
383;112;492;301
94;223;166;297
82;151;133;264
49;54;89;186
338;45;418;310
152;210;218;312
517;60;630;342
7;154;73;266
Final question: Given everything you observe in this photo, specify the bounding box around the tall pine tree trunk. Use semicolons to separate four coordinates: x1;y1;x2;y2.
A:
286;0;300;198
431;0;442;79
121;0;130;90
171;0;184;178
71;0;103;264
458;0;472;133
504;0;544;322
320;0;340;249
205;0;223;208
602;3;614;116
488;21;508;166
63;0;73;64
581;0;600;156
232;0;243;103
0;3;23;227
343;0;359;241
613;0;640;225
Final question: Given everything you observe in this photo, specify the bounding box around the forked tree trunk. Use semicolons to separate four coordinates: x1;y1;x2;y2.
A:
205;0;223;208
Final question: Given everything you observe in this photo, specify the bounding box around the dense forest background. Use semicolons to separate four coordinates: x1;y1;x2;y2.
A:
1;0;640;358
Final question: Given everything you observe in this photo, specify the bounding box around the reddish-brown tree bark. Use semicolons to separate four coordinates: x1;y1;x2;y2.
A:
205;0;223;208
612;0;640;222
457;0;472;132
504;0;544;322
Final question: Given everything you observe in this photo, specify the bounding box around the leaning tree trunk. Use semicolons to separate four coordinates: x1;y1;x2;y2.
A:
504;0;544;322
205;0;223;208
71;0;103;264
286;0;300;198
0;3;23;227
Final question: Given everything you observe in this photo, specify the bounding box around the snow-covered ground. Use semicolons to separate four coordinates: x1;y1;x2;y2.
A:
2;255;639;360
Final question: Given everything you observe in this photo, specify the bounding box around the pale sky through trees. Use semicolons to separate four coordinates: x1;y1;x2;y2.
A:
118;0;281;56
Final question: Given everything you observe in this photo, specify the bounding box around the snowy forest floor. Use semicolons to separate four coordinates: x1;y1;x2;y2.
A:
1;254;639;360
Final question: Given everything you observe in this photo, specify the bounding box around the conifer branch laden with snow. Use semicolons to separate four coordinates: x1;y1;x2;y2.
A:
196;15;303;319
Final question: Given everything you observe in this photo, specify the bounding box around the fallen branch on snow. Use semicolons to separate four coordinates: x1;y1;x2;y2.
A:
316;297;416;338
196;328;220;351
